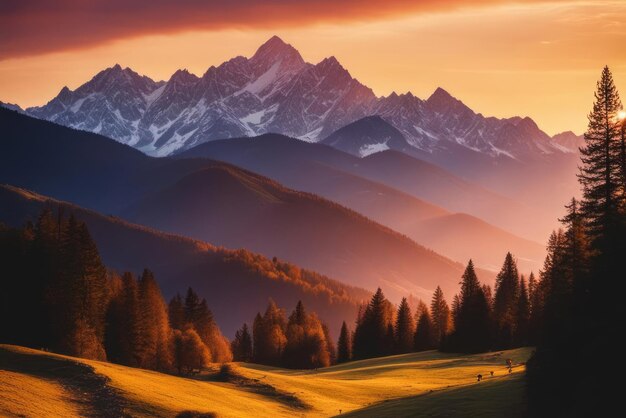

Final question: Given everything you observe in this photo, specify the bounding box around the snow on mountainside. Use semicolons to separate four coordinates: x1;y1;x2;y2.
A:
24;36;575;159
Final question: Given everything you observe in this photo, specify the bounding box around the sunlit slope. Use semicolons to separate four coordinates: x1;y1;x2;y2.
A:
0;345;288;418
0;370;81;417
343;373;526;418
0;345;531;418
235;348;531;417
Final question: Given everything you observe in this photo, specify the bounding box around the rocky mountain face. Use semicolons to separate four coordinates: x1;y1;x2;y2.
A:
25;36;578;159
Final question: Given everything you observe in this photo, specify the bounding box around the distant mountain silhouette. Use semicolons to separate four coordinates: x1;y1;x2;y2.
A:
0;108;481;300
178;134;546;272
121;162;473;300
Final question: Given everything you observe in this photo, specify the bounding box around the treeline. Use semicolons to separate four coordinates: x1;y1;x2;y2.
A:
328;252;533;363
525;67;626;417
229;250;536;369
0;208;231;373
231;300;335;369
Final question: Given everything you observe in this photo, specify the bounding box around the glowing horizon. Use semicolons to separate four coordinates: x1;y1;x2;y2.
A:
1;0;625;135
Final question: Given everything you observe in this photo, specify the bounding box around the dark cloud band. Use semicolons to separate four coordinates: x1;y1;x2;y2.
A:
1;0;548;59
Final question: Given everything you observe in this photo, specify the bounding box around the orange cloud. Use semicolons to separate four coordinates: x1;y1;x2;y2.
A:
1;0;554;59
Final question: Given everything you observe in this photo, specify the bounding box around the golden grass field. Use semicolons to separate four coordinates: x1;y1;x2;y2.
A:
0;344;531;417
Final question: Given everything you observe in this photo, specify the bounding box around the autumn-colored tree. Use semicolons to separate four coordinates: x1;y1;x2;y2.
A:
252;300;287;366
118;272;141;366
283;301;331;369
322;323;336;365
50;214;108;359
173;327;211;374
430;286;450;347
136;269;172;371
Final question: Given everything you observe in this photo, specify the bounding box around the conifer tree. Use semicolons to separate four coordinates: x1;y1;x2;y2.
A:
283;301;330;368
252;312;264;362
451;294;461;330
337;321;351;363
56;215;108;359
430;286;450;347
352;288;393;360
197;299;233;362
481;284;493;309
104;273;125;363
527;67;626;416
118;272;141;366
232;323;253;362
527;272;542;344
322;323;336;365
493;253;520;348
168;293;185;330
560;198;591;306
184;287;202;325
394;298;415;354
578;66;623;244
515;276;530;346
414;304;435;351
445;260;492;353
136;269;172;371
252;301;287;365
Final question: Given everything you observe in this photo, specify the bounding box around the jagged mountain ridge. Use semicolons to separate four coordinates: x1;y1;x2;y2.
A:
24;36;578;158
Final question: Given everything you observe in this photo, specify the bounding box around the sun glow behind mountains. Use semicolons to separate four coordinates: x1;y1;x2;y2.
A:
1;1;625;135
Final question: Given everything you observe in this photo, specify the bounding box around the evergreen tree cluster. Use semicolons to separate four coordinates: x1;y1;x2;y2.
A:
232;300;334;369
526;66;626;417
338;253;534;362
346;286;451;361
168;288;233;365
1;208;109;360
444;254;534;353
0;209;231;374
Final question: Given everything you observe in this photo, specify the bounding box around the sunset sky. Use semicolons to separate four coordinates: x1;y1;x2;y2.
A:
1;0;625;135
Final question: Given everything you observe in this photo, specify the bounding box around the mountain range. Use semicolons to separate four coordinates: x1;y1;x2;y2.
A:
0;107;487;300
24;36;581;162
178;133;546;272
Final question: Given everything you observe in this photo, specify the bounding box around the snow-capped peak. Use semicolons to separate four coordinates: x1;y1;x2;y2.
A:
25;37;574;160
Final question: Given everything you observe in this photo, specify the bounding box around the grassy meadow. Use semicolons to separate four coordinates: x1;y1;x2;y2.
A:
0;344;531;417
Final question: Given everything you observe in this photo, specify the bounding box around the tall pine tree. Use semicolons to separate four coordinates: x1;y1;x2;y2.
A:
337;321;351;363
493;253;520;348
231;323;253;362
394;298;415;354
414;301;435;351
578;66;623;244
352;288;394;360
430;286;450;347
445;260;492;353
136;269;172;371
514;276;530;346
